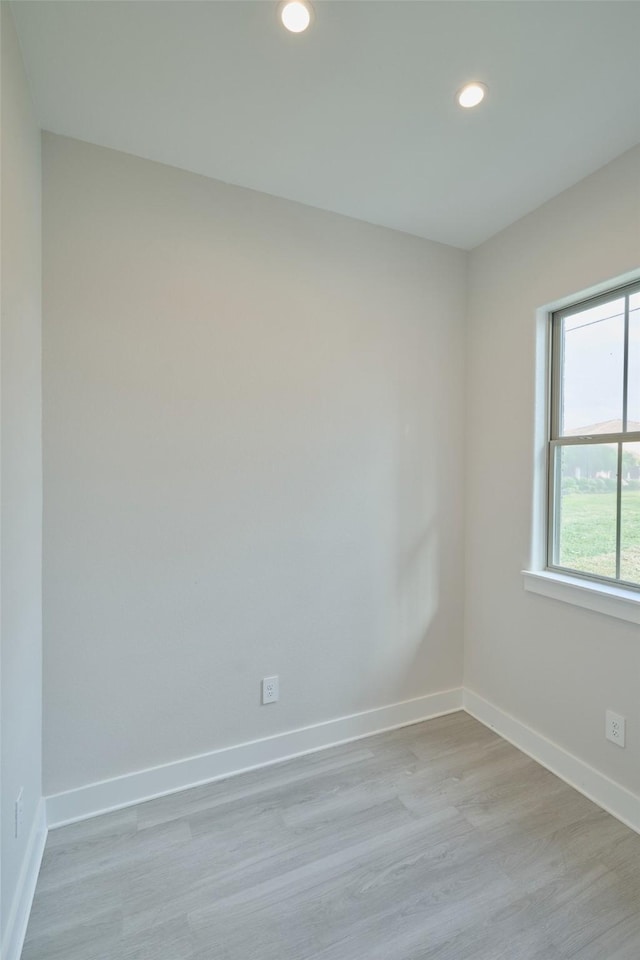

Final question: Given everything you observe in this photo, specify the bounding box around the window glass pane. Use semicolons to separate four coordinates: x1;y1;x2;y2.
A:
628;291;640;430
621;442;640;586
556;443;617;579
560;298;625;435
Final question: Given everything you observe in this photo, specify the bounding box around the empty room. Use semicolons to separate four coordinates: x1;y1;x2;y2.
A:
2;1;640;958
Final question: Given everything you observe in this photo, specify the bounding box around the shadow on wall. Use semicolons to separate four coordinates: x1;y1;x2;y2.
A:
370;331;444;705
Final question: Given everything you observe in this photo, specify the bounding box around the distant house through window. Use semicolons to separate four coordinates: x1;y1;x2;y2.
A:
548;281;640;588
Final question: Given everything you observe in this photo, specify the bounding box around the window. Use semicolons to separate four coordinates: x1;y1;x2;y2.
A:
548;281;640;590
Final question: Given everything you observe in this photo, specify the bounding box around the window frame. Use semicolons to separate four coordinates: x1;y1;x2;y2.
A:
546;279;640;592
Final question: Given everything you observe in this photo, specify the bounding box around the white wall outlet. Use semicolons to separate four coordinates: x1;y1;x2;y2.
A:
262;676;279;704
15;788;24;839
605;710;626;748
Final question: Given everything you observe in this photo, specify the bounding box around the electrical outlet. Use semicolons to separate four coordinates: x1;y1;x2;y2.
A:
606;710;625;748
15;788;24;839
262;676;279;704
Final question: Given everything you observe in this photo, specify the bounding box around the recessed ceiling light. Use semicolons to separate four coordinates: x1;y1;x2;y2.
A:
279;0;314;34
456;82;488;109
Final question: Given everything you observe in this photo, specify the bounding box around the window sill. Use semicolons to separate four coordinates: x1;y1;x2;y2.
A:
522;570;640;625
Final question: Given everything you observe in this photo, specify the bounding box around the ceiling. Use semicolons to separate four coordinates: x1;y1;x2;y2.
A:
12;0;640;249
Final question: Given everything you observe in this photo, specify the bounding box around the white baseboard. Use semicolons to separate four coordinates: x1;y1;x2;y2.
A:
46;688;463;828
1;798;47;960
45;685;640;837
463;689;640;835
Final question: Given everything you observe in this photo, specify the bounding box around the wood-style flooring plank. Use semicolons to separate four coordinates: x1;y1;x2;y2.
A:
22;713;640;960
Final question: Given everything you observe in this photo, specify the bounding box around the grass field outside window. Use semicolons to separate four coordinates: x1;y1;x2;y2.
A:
558;489;640;585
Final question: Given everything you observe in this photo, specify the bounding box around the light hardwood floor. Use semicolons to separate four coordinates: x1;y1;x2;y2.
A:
22;712;640;959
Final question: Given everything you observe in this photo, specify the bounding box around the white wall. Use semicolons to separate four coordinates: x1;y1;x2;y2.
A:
465;145;640;795
0;1;43;945
42;134;467;795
